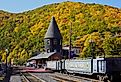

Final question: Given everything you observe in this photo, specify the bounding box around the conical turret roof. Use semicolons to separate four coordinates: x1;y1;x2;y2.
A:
44;16;62;39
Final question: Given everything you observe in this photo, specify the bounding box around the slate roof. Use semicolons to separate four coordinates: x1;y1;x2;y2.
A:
28;52;56;61
44;16;62;39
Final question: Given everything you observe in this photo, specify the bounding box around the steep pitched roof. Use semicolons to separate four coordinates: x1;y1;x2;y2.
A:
44;16;62;39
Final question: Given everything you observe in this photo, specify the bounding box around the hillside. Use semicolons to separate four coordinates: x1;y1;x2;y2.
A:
0;1;121;64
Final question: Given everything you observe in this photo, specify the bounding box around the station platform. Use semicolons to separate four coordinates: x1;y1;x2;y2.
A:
10;75;22;82
24;68;52;73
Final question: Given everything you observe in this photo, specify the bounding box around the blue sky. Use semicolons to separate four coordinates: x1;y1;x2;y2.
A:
0;0;120;13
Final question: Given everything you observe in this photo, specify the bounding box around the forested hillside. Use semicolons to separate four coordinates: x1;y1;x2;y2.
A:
0;1;121;64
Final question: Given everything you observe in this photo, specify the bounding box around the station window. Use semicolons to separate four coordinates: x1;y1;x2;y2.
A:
79;50;80;53
53;39;57;45
54;49;57;52
47;49;50;53
60;40;62;45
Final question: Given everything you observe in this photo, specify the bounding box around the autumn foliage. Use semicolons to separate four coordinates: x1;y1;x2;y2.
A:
0;1;121;64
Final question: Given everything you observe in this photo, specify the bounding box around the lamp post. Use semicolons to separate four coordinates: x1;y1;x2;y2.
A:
5;48;9;73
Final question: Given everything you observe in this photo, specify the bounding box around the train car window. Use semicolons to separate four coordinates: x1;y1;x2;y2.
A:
100;61;103;71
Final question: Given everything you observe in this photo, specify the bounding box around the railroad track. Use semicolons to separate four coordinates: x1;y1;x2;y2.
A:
20;72;102;82
31;72;78;82
49;72;101;82
20;72;46;82
50;75;77;82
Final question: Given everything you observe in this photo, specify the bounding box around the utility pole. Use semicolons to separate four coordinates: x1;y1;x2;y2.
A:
89;39;95;59
89;39;94;73
69;22;72;59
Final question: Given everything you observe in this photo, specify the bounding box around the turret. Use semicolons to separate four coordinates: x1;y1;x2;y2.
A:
44;16;62;53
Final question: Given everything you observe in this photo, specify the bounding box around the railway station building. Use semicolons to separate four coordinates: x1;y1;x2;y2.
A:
27;16;62;67
28;16;81;67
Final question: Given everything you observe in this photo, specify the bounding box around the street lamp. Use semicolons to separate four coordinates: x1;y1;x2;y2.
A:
69;22;72;59
5;48;9;73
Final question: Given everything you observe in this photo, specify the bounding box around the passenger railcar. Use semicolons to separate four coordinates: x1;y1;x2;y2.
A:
46;60;62;71
46;57;121;81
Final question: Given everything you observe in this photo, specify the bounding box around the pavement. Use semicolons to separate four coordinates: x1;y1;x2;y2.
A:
1;66;53;82
10;75;21;82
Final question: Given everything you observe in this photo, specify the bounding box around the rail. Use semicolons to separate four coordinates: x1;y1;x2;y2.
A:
20;72;46;82
49;72;101;82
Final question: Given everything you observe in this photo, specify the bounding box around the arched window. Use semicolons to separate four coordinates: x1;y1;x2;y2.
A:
47;39;50;45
